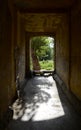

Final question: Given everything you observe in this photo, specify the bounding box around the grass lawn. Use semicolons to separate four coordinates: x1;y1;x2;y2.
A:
39;60;54;70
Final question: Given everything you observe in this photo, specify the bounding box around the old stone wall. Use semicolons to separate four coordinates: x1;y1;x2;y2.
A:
56;14;69;88
0;0;11;118
16;13;26;82
0;0;17;120
25;33;31;77
70;0;81;100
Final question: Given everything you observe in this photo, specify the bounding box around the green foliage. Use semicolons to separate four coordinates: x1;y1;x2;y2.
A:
30;36;54;70
31;36;54;61
39;60;54;70
31;36;49;51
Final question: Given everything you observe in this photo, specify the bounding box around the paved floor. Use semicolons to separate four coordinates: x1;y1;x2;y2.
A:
8;76;81;130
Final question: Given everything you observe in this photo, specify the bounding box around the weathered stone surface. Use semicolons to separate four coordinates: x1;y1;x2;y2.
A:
70;0;81;100
8;77;81;130
0;0;17;121
13;0;75;9
22;13;64;32
56;14;69;88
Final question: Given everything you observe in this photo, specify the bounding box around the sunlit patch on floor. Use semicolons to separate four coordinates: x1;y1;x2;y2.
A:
12;76;65;122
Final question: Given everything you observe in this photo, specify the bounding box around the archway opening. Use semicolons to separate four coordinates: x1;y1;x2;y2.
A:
30;36;55;76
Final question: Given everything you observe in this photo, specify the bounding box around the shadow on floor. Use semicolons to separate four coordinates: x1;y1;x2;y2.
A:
7;76;81;130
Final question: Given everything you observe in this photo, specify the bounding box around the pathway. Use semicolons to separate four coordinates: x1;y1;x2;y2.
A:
8;76;81;130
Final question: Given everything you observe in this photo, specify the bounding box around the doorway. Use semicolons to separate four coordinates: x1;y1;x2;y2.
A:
30;36;55;76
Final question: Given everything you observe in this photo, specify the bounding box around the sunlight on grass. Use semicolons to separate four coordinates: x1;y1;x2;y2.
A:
39;60;54;70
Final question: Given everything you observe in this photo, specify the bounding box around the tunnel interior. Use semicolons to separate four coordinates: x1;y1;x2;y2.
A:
0;0;81;129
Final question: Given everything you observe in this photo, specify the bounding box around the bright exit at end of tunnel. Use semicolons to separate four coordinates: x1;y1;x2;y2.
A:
30;36;55;72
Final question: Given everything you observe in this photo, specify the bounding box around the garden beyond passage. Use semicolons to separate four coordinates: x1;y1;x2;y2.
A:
30;36;54;71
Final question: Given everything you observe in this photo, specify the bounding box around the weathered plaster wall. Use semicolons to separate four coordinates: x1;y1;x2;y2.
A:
70;0;81;100
56;14;69;88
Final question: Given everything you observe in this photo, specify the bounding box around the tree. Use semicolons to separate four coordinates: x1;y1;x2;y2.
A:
30;36;54;70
